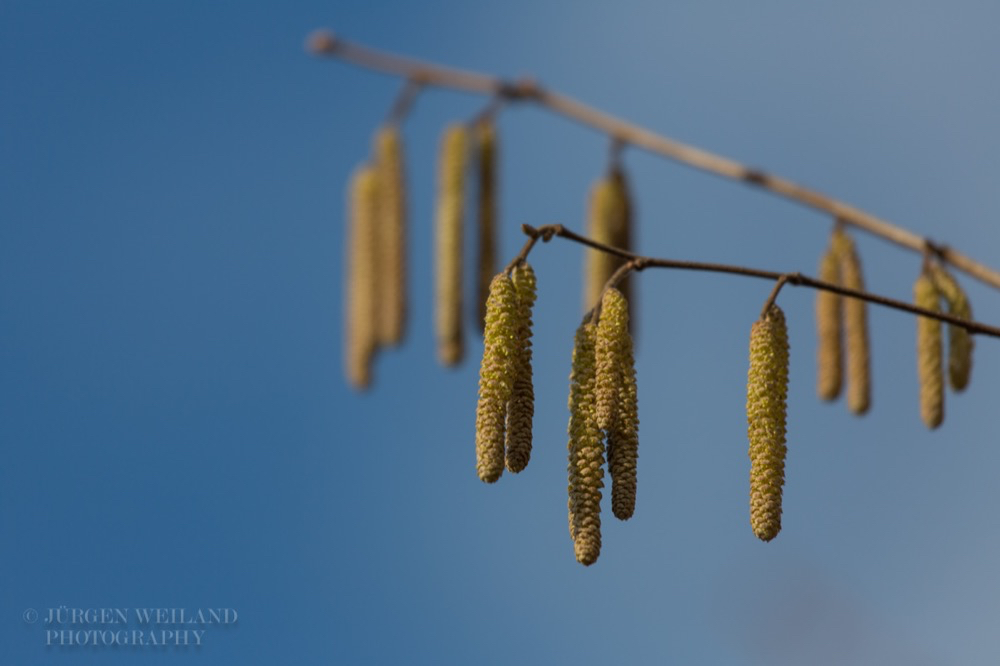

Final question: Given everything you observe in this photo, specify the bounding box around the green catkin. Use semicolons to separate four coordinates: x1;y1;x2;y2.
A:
914;273;944;429
435;124;468;366
567;323;603;565
584;167;633;317
373;124;407;347
929;265;974;392
815;245;843;401
344;165;380;390
475;274;519;483
610;318;639;521
505;263;537;473
475;120;497;334
596;288;629;433
747;304;790;542
832;228;871;415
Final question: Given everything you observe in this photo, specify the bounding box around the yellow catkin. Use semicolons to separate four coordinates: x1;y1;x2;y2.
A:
505;263;537;473
832;228;871;415
914;273;944;429
610;319;639;521
747;304;790;542
435;124;468;366
595;288;628;433
373;124;407;347
584;167;633;318
815;245;843;401
567;322;603;565
475;120;497;334
929;265;974;392
475;274;519;483
344;165;380;390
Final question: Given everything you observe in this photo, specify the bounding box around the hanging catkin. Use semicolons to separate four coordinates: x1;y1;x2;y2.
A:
747;304;789;542
610;307;639;521
584;167;632;315
475;273;519;483
815;244;843;401
475;120;497;334
373;124;407;347
435;124;468;366
505;262;536;473
567;322;603;566
344;165;380;390
596;288;628;432
929;264;974;392
832;228;871;414
914;272;944;429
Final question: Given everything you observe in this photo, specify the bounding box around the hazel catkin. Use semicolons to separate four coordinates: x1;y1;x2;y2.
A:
914;272;944;429
373;124;407;347
584;167;633;315
435;124;468;366
815;245;843;401
832;228;871;415
475;273;519;483
567;322;603;565
929;264;974;392
609;318;639;521
344;165;380;390
747;304;790;542
475;120;498;334
505;262;537;473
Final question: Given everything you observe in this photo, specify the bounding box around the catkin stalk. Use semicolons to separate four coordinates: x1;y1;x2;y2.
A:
475;274;519;483
344;165;380;390
747;304;790;542
505;263;537;473
815;245;843;401
435;124;468;366
832;228;871;414
929;265;974;392
914;273;944;429
373;124;407;346
475;120;497;334
567;322;603;565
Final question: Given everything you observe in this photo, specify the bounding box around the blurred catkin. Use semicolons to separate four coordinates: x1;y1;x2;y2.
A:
475;274;519;483
832;228;871;414
373;124;407;346
435;124;468;366
475;120;497;334
344;165;380;390
815;245;843;401
505;263;537;473
747;304;789;542
584;167;633;321
914;273;944;429
929;264;974;392
567;322;603;565
610;318;638;521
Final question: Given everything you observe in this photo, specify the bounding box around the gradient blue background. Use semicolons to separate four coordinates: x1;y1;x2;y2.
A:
3;2;1000;664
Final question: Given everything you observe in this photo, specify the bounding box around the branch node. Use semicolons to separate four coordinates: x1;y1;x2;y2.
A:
307;29;338;54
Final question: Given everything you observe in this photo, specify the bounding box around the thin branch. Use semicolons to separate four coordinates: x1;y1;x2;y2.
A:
308;30;1000;291
519;224;1000;338
386;78;423;125
760;275;791;319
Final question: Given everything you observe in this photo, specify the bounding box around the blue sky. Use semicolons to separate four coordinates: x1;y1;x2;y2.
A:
3;2;1000;664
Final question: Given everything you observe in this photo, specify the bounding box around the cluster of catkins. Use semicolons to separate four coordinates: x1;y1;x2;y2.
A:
344;118;498;388
815;226;871;413
913;263;974;429
475;263;538;482
344;125;408;389
566;288;639;565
